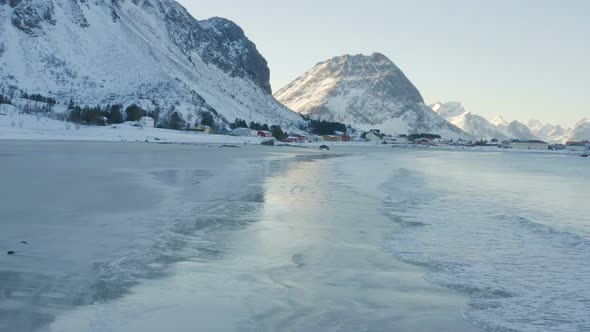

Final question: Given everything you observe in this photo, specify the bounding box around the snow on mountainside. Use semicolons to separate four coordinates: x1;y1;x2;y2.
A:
274;53;467;139
527;119;572;143
527;119;544;132
432;102;508;140
567;118;590;142
431;102;465;119
489;116;537;140
491;116;510;127
0;0;301;128
432;103;575;142
503;120;537;140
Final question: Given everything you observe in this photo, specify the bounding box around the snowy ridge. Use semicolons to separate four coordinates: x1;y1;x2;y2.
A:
503;120;537;140
431;103;581;142
567;118;590;142
0;0;301;128
274;53;468;139
432;102;508;141
490;116;509;127
527;119;572;143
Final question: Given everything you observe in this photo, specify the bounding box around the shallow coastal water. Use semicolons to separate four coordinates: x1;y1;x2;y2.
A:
371;150;590;331
40;144;474;332
1;142;588;331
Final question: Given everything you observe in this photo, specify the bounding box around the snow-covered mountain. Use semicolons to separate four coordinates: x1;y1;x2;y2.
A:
432;102;508;141
504;121;537;140
488;116;537;140
431;103;573;142
491;116;510;127
527;119;572;143
0;0;301;128
274;53;467;139
431;102;465;119
567;118;590;142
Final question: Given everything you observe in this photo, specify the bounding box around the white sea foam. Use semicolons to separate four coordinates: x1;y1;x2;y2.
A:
376;151;590;331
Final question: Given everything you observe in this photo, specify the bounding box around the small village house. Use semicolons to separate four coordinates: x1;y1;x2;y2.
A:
501;139;549;150
566;141;590;151
383;135;408;144
284;136;299;143
285;134;307;143
232;127;257;137
365;129;383;142
138;116;155;127
323;135;341;142
257;130;273;138
195;125;212;133
414;138;435;145
292;134;307;142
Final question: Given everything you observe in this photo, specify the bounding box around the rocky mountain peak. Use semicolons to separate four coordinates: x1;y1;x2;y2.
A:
275;53;467;139
319;53;424;104
491;116;509;127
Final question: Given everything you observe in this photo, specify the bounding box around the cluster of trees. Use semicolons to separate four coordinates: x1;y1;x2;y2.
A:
0;94;11;105
66;102;164;127
68;103;125;126
229;118;289;140
270;125;287;141
168;112;184;130
21;102;55;115
309;119;347;135
125;104;146;121
249;122;270;131
473;139;490;146
156;110;216;131
229;118;248;129
21;93;57;105
155;110;182;130
408;133;441;141
200;111;215;127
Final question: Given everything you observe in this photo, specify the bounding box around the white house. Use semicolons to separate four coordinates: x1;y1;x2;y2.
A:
501;139;549;150
138;116;154;127
366;129;383;142
383;135;408;144
566;141;590;151
232;127;257;137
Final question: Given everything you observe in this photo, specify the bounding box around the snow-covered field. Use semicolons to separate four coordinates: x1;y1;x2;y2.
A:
0;105;265;144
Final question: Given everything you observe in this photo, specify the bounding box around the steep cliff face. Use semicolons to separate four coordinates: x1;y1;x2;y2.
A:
0;0;300;127
275;53;467;138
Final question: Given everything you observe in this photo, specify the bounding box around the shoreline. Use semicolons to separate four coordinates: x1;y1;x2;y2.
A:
0;126;585;158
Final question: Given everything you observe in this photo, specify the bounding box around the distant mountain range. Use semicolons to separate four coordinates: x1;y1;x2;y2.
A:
432;102;508;141
275;53;468;139
0;0;301;129
432;102;585;143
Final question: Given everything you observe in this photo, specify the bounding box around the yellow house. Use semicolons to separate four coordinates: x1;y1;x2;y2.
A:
195;125;212;133
323;135;341;142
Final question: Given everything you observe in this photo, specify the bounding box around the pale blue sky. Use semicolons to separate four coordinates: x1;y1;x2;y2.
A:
178;0;589;127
